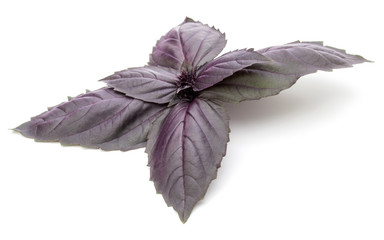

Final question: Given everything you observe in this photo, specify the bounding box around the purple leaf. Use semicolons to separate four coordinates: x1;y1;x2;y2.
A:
200;41;369;103
15;88;167;151
146;98;230;222
149;17;227;71
194;49;270;91
257;41;369;75
101;66;179;104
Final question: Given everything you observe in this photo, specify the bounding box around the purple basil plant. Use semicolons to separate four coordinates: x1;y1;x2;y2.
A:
15;17;369;223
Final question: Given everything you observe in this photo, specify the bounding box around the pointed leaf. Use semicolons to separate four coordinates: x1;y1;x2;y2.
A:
257;41;369;75
200;41;369;103
146;98;230;222
149;18;227;70
15;88;167;151
101;66;179;104
193;49;270;91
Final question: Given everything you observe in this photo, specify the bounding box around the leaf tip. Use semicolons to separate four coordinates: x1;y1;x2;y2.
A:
183;17;195;23
12;122;35;139
11;127;21;133
177;209;192;224
354;54;373;63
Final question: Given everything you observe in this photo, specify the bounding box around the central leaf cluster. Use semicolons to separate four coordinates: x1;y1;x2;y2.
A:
176;70;197;101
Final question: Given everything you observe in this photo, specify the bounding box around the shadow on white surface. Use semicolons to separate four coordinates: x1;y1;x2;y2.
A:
195;75;356;211
224;75;354;125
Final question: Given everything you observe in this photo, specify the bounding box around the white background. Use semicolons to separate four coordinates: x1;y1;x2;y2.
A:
0;0;383;239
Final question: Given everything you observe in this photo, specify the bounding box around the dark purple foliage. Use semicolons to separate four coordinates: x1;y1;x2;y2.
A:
15;88;166;151
15;17;369;223
146;98;229;222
